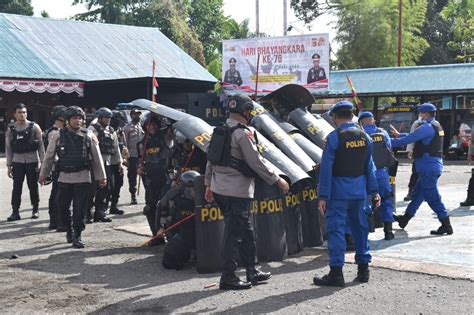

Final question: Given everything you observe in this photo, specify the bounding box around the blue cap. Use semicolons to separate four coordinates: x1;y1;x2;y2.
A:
417;103;437;113
358;111;374;121
329;100;354;116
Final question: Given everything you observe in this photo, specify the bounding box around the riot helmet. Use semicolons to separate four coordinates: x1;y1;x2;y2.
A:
228;94;254;114
51;105;67;121
111;110;125;129
180;170;200;187
64;106;86;120
96;107;113;118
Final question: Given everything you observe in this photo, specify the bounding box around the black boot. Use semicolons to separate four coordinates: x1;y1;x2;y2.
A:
246;266;271;285
394;213;413;229
313;266;345;287
94;209;112;222
7;209;21;222
66;227;74;244
72;230;85;249
219;276;252;290
368;213;375;233
345;234;355;252
131;194;137;205
460;198;474;207
109;202;124;215
356;264;370;283
31;205;39;219
430;217;453;235
403;191;412;202
383;222;395;240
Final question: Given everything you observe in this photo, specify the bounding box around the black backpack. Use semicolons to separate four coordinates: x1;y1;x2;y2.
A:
207;123;245;166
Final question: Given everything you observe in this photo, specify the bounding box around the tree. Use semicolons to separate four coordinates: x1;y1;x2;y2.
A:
333;0;429;69
290;0;350;25
418;0;457;65
0;0;33;16
72;0;133;23
441;0;474;62
40;10;50;18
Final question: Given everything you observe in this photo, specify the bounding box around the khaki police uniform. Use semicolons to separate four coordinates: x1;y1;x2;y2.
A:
5;120;45;217
205;118;279;283
123;122;144;198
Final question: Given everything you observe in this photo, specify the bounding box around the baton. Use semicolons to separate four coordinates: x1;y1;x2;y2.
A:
142;213;195;246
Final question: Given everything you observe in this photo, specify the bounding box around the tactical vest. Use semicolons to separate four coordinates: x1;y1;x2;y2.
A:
413;121;444;159
174;147;207;174
171;193;195;246
44;126;59;151
333;128;368;177
116;127;125;151
57;129;91;173
142;132;171;170
370;128;392;169
92;124;115;155
9;122;39;154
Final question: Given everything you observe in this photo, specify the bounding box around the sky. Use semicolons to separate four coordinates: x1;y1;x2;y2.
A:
30;0;338;47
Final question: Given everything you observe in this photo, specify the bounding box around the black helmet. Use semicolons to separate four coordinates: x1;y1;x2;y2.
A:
96;107;113;118
180;170;200;187
112;110;125;121
228;94;254;114
64;106;85;120
51;105;67;120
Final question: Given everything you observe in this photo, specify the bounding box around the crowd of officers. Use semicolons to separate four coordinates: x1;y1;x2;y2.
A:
4;95;455;290
5;103;205;251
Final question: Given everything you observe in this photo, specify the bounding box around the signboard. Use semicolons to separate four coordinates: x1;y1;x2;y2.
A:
222;34;329;95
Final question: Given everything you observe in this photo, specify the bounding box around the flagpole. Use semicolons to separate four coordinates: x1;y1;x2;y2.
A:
152;60;156;102
254;54;260;100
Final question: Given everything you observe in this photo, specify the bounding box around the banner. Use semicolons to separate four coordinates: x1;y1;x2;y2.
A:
222;34;330;95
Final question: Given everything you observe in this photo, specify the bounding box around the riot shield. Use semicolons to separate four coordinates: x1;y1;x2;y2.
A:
259;84;315;117
283;185;304;255
288;108;334;149
279;122;323;163
194;176;225;273
250;102;316;173
131;99;192;122
172;116;213;152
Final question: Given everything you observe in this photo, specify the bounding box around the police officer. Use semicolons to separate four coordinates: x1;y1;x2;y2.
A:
359;111;395;240
314;101;379;287
307;53;327;84
138;114;174;238
6;103;45;221
223;58;243;86
123;109;144;204
157;170;200;270
391;103;453;235
169;129;207;188
108;110;127;215
44;105;67;230
204;94;289;290
39;106;106;248
460;133;474;206
88;107;123;222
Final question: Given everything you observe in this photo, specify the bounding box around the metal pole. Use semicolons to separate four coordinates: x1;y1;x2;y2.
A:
397;0;402;67
283;0;288;36
256;0;260;36
373;96;379;122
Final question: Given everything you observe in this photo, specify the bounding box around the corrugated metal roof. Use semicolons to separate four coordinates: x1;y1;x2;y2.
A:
0;13;217;83
319;64;474;97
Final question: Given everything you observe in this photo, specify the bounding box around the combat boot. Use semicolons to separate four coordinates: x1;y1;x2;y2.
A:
66;227;74;243
72;230;85;249
430;217;453;235
109;202;124;215
460;198;474;207
7;209;21;222
394;213;413;229
313;266;345;287
31;205;39;219
355;264;370;283
403;192;412;202
131;194;137;205
246;266;271;285
383;222;395;240
94;209;112;222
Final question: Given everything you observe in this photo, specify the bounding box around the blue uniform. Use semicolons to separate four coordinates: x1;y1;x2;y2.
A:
319;122;378;267
391;118;448;219
363;124;394;223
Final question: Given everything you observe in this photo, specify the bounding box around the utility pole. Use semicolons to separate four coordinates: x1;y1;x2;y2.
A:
283;0;288;36
397;0;402;67
256;0;260;36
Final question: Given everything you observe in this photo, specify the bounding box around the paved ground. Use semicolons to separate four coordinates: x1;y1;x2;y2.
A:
0;158;473;313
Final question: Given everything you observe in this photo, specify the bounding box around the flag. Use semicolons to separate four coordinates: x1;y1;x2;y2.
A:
214;81;228;104
152;60;159;102
346;75;362;110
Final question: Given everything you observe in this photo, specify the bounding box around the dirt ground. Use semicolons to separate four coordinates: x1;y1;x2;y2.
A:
0;160;473;313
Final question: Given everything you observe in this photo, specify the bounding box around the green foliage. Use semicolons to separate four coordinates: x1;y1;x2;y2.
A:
290;0;346;25
207;57;222;80
40;10;50;18
334;0;429;68
0;0;33;16
72;0;134;23
441;0;474;62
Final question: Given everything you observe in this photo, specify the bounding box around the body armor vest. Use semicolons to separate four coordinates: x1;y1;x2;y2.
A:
370;128;392;169
413;121;444;159
57;129;91;173
9;122;39;153
44;126;59;151
142;132;171;174
171;193;195;246
333;128;368;177
173;147;207;174
93;124;115;155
